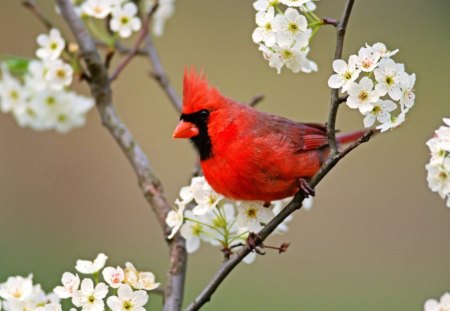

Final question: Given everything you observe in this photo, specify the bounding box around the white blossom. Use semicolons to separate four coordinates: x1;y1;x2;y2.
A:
82;0;112;19
355;46;381;72
272;8;310;47
110;2;142;38
368;42;399;58
374;58;406;101
123;262;160;291
72;279;108;311
0;66;28;113
36;28;65;60
45;59;74;90
426;161;450;200
53;272;80;299
347;77;379;114
75;253;108;274
253;0;279;12
106;284;148;311
252;7;277;47
424;292;450;311
180;211;205;253
236;201;274;232
327;55;361;92
376;111;406;132
166;199;185;238
399;73;416;111
0;275;33;301
192;184;224;216
153;0;176;36
363;99;397;128
102;266;125;289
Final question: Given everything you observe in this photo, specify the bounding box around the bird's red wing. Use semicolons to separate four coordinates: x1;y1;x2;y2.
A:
255;114;329;152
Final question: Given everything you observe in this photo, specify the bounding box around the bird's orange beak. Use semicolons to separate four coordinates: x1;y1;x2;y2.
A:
173;120;199;139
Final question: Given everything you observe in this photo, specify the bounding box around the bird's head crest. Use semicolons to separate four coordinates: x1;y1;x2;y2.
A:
182;67;224;114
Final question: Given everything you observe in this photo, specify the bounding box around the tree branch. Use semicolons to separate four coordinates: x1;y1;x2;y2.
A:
110;1;160;81
326;0;355;154
22;0;53;30
185;1;358;310
144;35;182;112
54;1;186;310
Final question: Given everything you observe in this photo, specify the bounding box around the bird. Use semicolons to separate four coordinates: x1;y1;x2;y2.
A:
173;68;366;202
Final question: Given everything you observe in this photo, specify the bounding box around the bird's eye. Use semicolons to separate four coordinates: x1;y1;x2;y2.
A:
199;109;209;119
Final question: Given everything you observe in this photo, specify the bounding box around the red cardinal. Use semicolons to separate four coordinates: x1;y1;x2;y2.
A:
173;69;365;202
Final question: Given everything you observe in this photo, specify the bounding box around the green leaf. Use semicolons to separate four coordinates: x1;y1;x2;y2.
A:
0;56;32;75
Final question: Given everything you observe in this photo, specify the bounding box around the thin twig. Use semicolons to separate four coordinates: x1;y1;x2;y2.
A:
322;17;338;27
327;0;355;154
110;2;160;81
96;40;148;55
248;94;264;107
145;35;182;112
22;0;53;30
54;2;187;311
185;1;358;310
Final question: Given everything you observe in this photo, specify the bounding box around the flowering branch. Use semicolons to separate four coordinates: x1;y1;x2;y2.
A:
54;1;186;310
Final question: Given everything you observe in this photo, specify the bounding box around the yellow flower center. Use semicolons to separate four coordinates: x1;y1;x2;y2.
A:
50;42;58;51
281;49;293;59
46;96;56;106
385;76;394;86
372;105;381;114
192;223;202;236
88;295;95;303
58;114;67;123
288;22;299;32
9;90;19;100
343;71;352;80
246;208;257;219
358;91;368;101
56;69;66;78
123;300;133;310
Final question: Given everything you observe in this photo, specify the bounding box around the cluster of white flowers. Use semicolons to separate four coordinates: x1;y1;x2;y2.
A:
424;292;450;311
426;118;450;208
0;253;159;311
328;42;416;132
0;28;94;133
0;274;59;311
166;176;313;264
252;0;318;74
61;0;175;38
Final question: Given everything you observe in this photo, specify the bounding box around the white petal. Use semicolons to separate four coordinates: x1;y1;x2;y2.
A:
328;74;343;89
363;114;376;127
332;59;347;73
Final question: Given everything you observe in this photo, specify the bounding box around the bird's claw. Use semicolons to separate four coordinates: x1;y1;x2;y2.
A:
298;178;315;197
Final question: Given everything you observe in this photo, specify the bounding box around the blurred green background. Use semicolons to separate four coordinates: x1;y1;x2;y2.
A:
1;0;449;310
